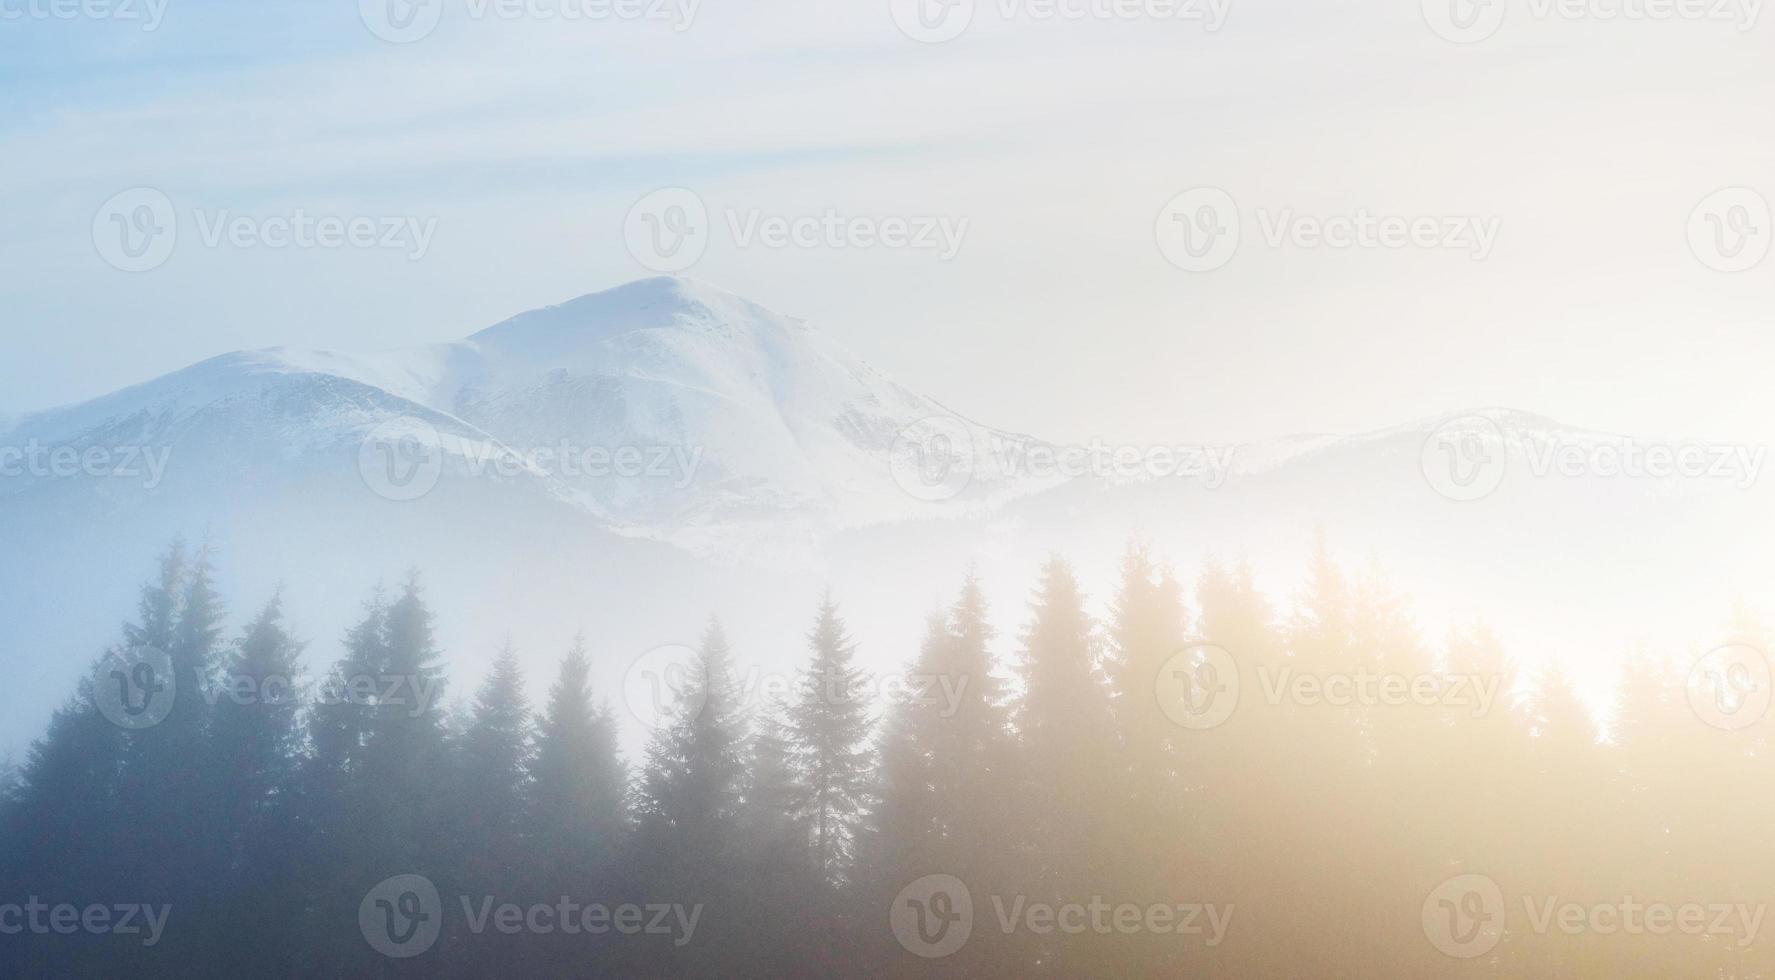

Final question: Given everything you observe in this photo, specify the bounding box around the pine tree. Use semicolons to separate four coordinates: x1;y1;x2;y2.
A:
788;595;874;883
735;696;832;980
358;573;451;870
529;634;629;874
296;578;454;977
1015;557;1115;789
870;610;949;872
742;696;806;861
456;643;533;879
202;593;307;974
873;575;1010;875
1104;542;1188;796
867;586;1024;979
634;619;752;978
209;592;306;866
123;542;223;794
307;587;389;785
939;572;1009;789
1009;556;1118;974
444;645;535;975
0;679;126;978
637;618;747;869
124;540;187;653
109;543;224;957
3;681;122;878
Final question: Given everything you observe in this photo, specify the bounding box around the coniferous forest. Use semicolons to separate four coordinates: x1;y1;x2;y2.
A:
2;538;1770;978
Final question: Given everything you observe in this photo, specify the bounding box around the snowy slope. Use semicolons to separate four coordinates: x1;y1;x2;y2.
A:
4;280;1769;762
1;277;1039;560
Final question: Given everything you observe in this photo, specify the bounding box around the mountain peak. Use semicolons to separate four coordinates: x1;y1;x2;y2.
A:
468;277;804;350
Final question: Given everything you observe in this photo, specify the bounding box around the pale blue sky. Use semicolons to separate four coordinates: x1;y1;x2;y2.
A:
4;1;1774;446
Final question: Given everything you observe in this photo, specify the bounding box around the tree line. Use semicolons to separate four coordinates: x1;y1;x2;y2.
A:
1;539;1769;978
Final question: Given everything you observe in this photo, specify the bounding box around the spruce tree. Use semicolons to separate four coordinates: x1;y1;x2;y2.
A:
742;696;806;861
209;592;306;864
788;595;874;883
635;619;751;978
874;575;1009;876
530;634;629;873
870;610;949;872
448;645;534;975
359;573;450;870
0;680;126;978
456;643;533;880
203;593;307;974
3;681;122;879
637;618;747;868
307;587;388;785
1104;542;1188;796
111;543;223;953
1010;556;1118;974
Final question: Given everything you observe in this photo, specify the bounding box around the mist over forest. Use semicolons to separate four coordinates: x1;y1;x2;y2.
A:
7;0;1774;975
4;534;1768;977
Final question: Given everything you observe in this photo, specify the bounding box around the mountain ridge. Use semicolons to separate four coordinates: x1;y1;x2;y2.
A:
4;279;1770;764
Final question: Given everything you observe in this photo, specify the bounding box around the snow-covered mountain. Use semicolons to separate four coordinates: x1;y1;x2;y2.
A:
2;279;1769;756
0;277;1041;563
0;277;1049;753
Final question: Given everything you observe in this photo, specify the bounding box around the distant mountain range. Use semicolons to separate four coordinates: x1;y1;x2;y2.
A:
3;278;1769;753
